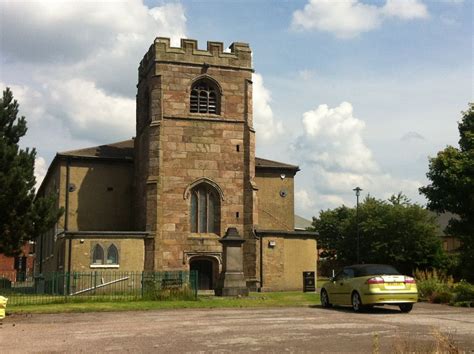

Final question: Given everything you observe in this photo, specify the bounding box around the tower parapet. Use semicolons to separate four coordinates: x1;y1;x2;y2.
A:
139;38;252;82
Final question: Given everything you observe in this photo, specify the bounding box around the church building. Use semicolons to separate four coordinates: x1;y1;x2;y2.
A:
35;38;317;292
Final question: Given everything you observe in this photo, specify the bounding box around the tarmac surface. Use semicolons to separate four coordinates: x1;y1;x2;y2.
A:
1;302;473;353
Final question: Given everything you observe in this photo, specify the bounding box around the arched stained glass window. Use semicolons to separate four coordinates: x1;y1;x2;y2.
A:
190;184;220;234
190;79;220;114
107;244;119;265
92;244;104;265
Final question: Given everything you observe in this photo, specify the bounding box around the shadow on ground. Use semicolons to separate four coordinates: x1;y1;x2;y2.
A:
309;304;403;314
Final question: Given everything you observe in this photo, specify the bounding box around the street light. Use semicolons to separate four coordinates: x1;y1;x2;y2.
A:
353;187;363;264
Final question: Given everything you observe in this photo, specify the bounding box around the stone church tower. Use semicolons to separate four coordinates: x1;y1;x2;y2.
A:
134;38;258;288
34;37;317;292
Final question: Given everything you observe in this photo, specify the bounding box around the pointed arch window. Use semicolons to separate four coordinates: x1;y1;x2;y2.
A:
190;79;220;114
190;184;221;234
92;244;104;265
107;244;119;265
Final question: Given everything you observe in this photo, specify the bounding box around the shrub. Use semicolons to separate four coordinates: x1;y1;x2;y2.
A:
430;290;453;304
142;280;196;301
414;269;454;301
452;281;474;302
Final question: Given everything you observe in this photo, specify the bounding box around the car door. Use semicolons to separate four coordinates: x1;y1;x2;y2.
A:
338;268;355;305
328;270;346;304
328;268;354;305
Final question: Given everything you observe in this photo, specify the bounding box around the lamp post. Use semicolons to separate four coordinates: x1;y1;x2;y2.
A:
353;187;362;264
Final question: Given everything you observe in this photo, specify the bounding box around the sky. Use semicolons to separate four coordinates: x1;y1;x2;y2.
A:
1;0;472;219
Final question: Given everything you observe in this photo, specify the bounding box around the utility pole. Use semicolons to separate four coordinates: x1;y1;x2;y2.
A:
353;187;362;264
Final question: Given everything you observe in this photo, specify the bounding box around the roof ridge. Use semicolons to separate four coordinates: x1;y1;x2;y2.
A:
60;139;134;155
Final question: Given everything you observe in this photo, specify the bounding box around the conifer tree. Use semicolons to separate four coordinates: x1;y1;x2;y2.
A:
0;87;62;256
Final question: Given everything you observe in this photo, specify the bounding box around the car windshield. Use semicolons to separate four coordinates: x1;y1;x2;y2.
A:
354;265;401;277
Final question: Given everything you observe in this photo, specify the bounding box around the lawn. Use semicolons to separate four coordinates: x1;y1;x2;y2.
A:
6;291;320;315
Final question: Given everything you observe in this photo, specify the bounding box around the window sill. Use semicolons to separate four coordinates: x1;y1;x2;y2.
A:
188;233;220;240
90;264;120;269
189;112;221;116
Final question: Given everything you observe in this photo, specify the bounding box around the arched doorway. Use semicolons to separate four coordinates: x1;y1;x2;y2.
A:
190;258;217;290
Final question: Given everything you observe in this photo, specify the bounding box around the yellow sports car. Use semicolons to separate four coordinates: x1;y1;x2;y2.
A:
320;264;418;313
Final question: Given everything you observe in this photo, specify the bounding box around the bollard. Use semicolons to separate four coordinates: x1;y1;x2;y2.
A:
0;296;8;319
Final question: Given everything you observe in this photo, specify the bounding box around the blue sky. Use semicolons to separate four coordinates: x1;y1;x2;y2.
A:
1;0;472;218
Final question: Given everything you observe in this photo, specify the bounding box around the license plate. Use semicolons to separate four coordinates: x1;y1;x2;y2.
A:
385;282;404;287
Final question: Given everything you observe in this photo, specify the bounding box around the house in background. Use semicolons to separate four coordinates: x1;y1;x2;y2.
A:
432;212;461;253
0;242;35;282
35;38;317;292
294;215;313;231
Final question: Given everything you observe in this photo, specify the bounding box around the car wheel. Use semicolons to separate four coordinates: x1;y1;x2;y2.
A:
399;303;413;313
351;292;363;312
321;289;332;308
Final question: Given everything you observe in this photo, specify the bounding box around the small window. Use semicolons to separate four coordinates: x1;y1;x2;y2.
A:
190;79;220;114
107;244;119;265
92;244;104;265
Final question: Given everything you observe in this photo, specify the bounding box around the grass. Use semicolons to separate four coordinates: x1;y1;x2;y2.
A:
6;291;320;315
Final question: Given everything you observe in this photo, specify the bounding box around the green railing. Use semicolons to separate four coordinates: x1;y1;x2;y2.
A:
0;270;198;305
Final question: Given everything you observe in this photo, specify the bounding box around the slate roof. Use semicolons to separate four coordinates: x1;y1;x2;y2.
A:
255;157;299;171
59;139;299;170
59;139;134;160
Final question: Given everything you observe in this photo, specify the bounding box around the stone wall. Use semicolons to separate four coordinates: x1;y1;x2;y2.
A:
135;38;257;282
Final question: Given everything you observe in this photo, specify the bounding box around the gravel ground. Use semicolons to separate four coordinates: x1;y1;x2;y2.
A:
1;302;473;353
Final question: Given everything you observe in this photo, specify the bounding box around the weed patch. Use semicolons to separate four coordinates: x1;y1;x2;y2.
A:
390;328;462;353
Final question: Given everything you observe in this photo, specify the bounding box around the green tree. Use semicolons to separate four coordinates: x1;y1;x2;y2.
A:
419;103;474;281
312;194;444;275
0;87;62;256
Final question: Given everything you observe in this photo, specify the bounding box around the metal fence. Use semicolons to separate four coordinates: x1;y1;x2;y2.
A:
0;270;198;305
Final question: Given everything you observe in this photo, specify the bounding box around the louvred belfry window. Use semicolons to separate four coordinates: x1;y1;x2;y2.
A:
190;79;220;114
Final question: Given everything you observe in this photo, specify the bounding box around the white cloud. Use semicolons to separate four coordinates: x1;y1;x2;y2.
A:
382;0;428;19
300;102;378;173
0;82;49;123
46;79;135;141
292;0;428;38
0;1;186;64
34;157;47;190
292;0;381;38
292;102;423;215
252;73;283;141
0;1;187;147
295;189;316;211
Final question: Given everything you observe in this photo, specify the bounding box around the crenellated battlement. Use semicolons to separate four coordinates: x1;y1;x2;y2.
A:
139;37;252;79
